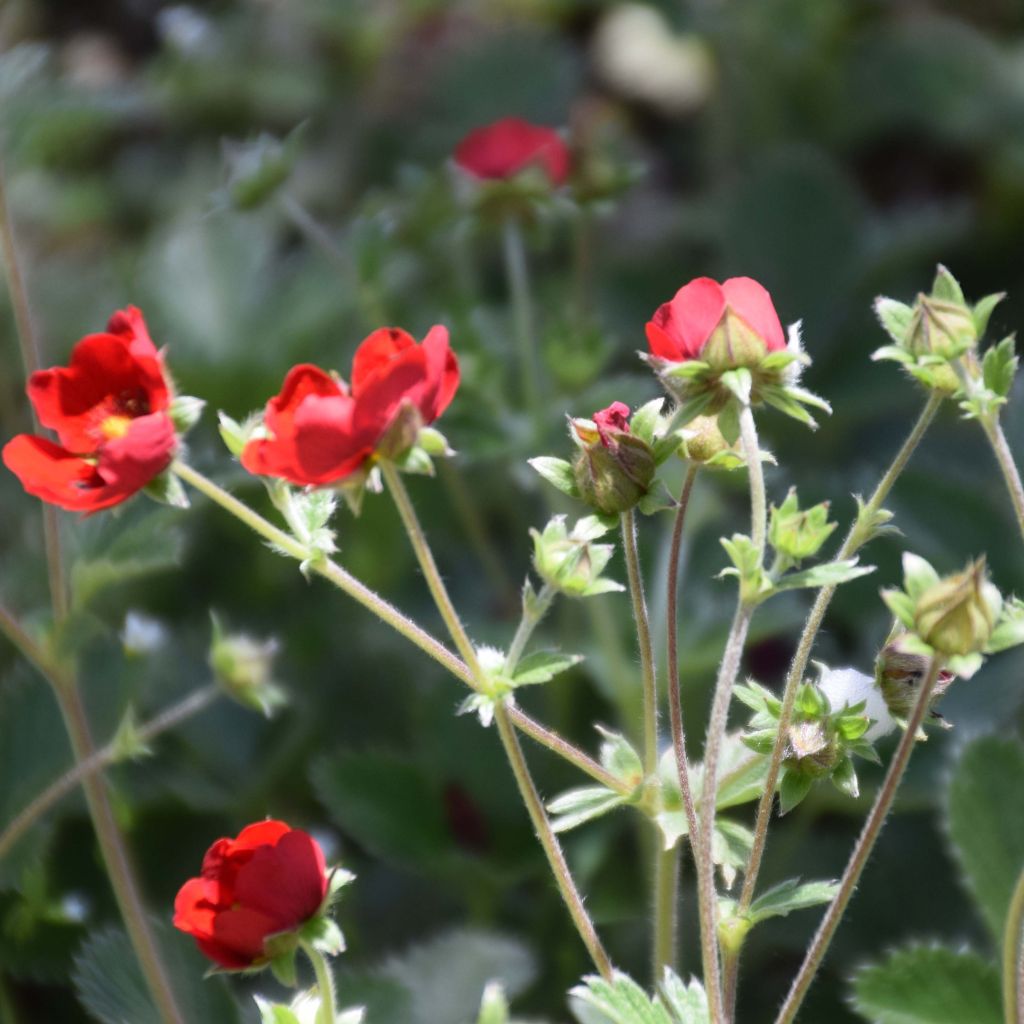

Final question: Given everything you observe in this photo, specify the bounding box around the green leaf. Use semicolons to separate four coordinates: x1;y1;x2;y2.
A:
988;596;1024;653
597;727;644;786
850;946;1001;1024
548;786;626;833
932;264;965;304
529;456;579;498
747;878;838;925
312;750;453;872
72;921;241;1024
511;650;583;685
773;558;874;593
629;399;664;446
717;402;741;445
254;997;302;1024
973;294;1006;339
169;394;206;433
981;336;1018;399
570;971;673;1024
946;736;1024;941
778;772;813;814
476;982;510;1024
874;297;915;343
658;969;709;1023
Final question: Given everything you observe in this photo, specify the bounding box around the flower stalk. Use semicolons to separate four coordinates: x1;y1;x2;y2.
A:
1003;864;1024;1024
301;942;339;1024
774;656;946;1024
502;216;542;427
979;415;1024;546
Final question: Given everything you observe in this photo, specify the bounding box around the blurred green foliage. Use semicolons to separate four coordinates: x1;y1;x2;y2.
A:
2;0;1024;1020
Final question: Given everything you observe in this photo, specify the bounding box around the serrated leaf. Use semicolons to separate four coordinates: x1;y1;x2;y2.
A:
570;971;673;1024
512;650;583;685
747;878;838;925
658;969;709;1023
850;946;1001;1024
597;727;643;785
72;921;241;1024
981;336;1018;399
947;736;1024;941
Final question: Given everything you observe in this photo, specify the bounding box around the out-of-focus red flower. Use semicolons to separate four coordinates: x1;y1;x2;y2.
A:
454;117;570;186
592;401;631;446
173;820;328;970
2;307;177;512
646;277;786;365
241;325;459;487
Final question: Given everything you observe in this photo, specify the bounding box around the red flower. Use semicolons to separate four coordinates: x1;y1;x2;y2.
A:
454;117;570;186
173;820;328;970
593;402;631;446
241;325;459;487
646;277;786;364
2;307;177;513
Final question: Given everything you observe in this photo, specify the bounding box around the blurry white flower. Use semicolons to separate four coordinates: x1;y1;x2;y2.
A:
817;666;896;742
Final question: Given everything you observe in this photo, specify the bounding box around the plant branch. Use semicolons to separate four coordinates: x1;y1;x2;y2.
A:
738;392;943;918
502;216;542;426
979;415;1024;546
774;656;945;1024
301;942;338;1024
506;581;557;674
381;461;612;979
0;685;219;861
1003;863;1024;1024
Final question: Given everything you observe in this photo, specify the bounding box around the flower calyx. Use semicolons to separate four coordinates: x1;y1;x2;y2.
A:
530;514;624;598
737;674;879;813
768;487;837;571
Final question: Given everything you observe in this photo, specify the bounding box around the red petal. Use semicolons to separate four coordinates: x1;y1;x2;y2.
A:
209;906;281;965
263;364;345;440
173;877;221;939
230;820;292;853
234;830;327;929
27;332;169;451
454;117;570;185
194;937;253;971
95;413;176;494
418;325;459;423
350;346;430;440
657;278;727;360
722;277;786;352
106;306;161;362
351;328;416;397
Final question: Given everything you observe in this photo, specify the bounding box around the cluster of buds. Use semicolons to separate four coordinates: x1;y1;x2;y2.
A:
738;674;879;813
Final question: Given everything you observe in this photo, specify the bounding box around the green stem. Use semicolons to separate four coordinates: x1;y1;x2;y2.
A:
506;581;557;674
774;657;945;1024
379;462;484;678
0;685;219;861
501;216;542;427
495;705;614;981
301;941;338;1024
653;842;679;982
621;510;659;776
664;466;701;964
1003;865;1024;1024
173;461;479;690
380;461;612;979
738;392;943;923
172;462;621;793
980;415;1024;546
0;159;67;619
54;683;186;1024
697;403;766;1024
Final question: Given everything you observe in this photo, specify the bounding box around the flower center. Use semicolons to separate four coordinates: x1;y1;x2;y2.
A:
100;415;133;440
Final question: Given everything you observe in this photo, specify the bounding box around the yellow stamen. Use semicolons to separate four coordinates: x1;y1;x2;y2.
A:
100;415;132;440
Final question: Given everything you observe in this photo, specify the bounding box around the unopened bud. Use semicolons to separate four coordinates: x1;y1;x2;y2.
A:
914;558;1001;657
571;403;655;515
210;616;286;717
876;634;956;719
680;414;732;464
907;295;977;360
769;488;835;565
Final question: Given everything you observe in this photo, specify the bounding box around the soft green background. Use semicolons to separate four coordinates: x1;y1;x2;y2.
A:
1;1;1023;1020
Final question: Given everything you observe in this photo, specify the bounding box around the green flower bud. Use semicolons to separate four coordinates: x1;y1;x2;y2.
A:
209;615;286;717
680;414;732;464
768;488;836;566
530;515;623;598
907;294;977;360
875;633;956;720
700;307;770;372
913;558;1001;657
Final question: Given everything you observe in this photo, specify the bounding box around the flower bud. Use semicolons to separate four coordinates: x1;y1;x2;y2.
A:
209;616;286;717
875;633;957;719
571;402;655;515
913;558;1001;657
531;515;623;598
768;488;836;566
680;414;732;464
906;294;977;360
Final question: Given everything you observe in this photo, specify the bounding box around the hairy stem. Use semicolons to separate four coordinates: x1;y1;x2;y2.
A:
775;657;945;1024
0;685;219;861
980;415;1024;546
506;581;557;674
502;216;542;426
738;392;943;918
1003;864;1024;1024
495;705;614;980
301;942;338;1024
381;461;612;979
653;842;679;981
0;159;66;619
697;404;766;1023
54;683;186;1024
173;462;623;792
664;466;702;965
